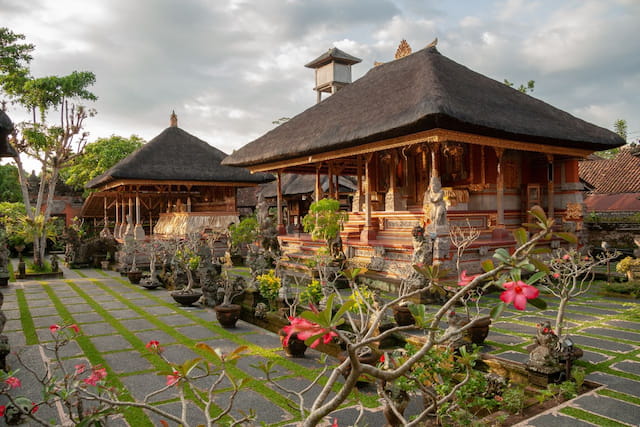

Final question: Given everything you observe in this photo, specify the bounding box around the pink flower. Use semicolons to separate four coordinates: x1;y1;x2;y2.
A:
331;419;339;427
146;340;160;350
0;405;5;416
69;324;80;334
74;364;86;375
49;324;60;333
83;375;99;386
31;403;38;414
562;254;571;261
166;370;180;386
458;270;479;287
5;377;21;389
552;273;560;279
282;317;338;349
499;280;540;311
92;367;107;380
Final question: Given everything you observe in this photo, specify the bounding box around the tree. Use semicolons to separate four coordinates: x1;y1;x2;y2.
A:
61;134;144;193
596;118;628;159
503;79;535;94
0;27;97;267
0;163;22;202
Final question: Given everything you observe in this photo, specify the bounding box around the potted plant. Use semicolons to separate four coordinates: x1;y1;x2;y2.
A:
170;243;203;306
127;252;142;284
392;273;417;327
301;198;348;260
101;252;111;270
213;273;246;328
228;216;258;266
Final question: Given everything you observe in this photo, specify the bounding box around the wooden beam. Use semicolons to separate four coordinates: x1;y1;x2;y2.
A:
245;128;595;173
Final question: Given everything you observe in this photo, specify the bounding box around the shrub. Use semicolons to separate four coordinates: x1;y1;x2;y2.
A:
256;270;281;310
300;279;323;305
615;257;640;274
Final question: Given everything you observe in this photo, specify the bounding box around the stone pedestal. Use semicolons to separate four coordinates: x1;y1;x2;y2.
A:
385;187;407;211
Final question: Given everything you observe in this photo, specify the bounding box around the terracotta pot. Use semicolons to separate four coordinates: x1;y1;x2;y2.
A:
170;290;202;306
279;330;307;358
393;305;415;326
127;270;143;284
214;304;241;328
468;317;492;345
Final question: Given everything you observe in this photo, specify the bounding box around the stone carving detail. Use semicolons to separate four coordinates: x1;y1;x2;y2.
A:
564;203;583;220
425;176;447;229
527;321;562;374
368;246;386;271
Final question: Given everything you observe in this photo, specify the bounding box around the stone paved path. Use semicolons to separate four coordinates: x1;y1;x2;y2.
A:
1;263;640;426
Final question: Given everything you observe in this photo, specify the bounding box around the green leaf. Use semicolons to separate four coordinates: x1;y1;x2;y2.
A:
493;248;510;263
527;297;547;310
332;300;355;323
530;247;551;254
529;205;547;223
526;271;546;285
481;259;495;272
513;228;528;247
554;232;577;244
530;258;551;274
490;302;506;320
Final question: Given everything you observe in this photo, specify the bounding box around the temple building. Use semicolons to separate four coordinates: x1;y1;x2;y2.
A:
81;112;272;239
222;40;625;281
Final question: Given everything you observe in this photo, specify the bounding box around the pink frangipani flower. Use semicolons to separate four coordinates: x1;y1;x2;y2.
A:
74;364;86;375
457;270;479;287
69;324;80;334
166;370;180;386
49;324;60;333
499;280;540;311
282;317;337;349
4;377;21;389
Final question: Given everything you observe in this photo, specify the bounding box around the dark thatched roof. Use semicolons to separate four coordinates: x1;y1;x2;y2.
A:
260;174;357;198
305;47;362;68
86;126;272;188
223;46;624;168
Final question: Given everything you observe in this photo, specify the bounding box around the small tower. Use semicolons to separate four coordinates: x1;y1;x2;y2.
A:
305;47;362;104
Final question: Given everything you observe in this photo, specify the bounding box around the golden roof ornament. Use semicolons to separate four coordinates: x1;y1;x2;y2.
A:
170;110;178;127
395;39;412;59
426;37;438;48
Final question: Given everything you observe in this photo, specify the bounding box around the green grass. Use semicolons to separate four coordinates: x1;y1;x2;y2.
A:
16;289;38;345
560;407;630;426
598;388;640;406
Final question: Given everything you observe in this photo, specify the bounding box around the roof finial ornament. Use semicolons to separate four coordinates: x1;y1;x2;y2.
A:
170;110;178;127
395;39;412;59
426;37;438;48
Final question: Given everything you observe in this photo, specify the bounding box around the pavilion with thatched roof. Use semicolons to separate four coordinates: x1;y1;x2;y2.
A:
222;40;625;281
82;112;271;239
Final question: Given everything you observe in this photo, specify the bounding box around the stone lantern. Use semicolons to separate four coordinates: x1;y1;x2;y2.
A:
305;47;361;104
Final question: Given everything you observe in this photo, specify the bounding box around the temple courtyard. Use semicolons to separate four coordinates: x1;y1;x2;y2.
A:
2;263;640;426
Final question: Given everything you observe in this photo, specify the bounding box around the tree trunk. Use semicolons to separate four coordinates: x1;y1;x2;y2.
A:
555;297;569;337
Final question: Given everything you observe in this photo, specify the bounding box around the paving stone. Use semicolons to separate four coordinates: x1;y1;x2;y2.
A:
161;344;199;363
43;339;83;358
523;412;597;426
580;350;611;364
77;322;117;337
99;301;129;310
214;388;293;425
159;314;195;326
29;306;60;316
145;401;207;426
120;372;178;402
2;309;20;320
66;304;94;314
135;330;177;346
493;322;537;335
91;335;133;352
583;326;640;343
2;319;22;332
541;310;598;322
607;319;640;330
119;318;156;331
102;350;154;373
175;324;217;340
571;335;635;353
127;297;163;307
574;393;640;426
234;329;282;349
495;351;528;363
568;306;620;316
25;298;53;307
611;360;640;376
108;308;142;319
587;372;640;398
485;330;527;345
73;312;106;323
146;305;180;315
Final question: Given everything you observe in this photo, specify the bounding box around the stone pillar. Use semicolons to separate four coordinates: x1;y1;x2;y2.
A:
100;197;112;238
385;150;406;211
352;156;363;212
114;198;120;239
134;192;145;240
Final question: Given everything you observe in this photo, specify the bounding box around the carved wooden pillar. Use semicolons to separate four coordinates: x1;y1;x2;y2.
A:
121;197;127;237
100;197;112;238
315;164;322;202
276;170;286;235
547;154;554;220
495;147;505;227
431;142;441;178
353;156;363;212
360;153;377;243
134;190;145;240
328;162;334;199
114;197;120;239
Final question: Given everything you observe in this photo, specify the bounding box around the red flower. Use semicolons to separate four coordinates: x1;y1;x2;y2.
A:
74;364;86;375
92;366;107;380
499;280;540;311
457;270;479;287
83;375;98;386
0;405;5;416
69;324;80;334
331;419;339;427
379;354;385;363
146;340;160;350
5;376;21;389
282;317;337;349
166;370;180;386
49;324;60;333
31;403;38;414
552;273;560;279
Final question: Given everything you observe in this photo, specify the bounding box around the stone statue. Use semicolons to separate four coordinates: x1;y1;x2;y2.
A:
527;321;562;373
443;310;471;351
426;176;446;228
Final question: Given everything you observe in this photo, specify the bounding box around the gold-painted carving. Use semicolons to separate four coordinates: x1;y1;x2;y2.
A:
395;39;412;59
564;203;583;220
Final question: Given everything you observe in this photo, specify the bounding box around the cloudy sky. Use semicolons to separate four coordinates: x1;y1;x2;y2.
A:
1;0;638;166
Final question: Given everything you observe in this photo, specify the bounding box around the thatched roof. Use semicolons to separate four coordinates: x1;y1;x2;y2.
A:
223;46;624;168
86;126;271;188
260;174;357;198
